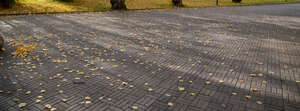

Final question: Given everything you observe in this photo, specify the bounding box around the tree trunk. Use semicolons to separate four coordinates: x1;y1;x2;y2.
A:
1;0;16;8
232;0;242;3
0;35;4;50
110;0;127;10
172;0;183;7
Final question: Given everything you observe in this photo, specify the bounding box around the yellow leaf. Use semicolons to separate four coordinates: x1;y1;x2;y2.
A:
168;102;174;107
178;87;185;91
18;103;27;108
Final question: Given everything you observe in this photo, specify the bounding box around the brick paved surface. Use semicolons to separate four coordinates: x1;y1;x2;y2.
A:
0;4;300;111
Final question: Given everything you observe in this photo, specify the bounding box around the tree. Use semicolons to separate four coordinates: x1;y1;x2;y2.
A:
110;0;127;10
0;35;4;50
56;0;74;2
232;0;242;3
1;0;16;8
172;0;183;7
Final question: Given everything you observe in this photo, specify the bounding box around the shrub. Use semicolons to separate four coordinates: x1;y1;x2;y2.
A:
0;0;16;8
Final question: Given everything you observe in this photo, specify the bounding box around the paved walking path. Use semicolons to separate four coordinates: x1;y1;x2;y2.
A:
0;4;300;111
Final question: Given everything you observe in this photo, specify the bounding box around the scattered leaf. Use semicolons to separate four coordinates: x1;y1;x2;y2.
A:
50;108;57;111
45;104;52;109
148;88;153;92
190;93;196;96
232;92;238;95
18;103;27;108
205;81;211;85
144;83;149;86
257;73;263;77
221;104;226;108
25;91;31;95
256;101;263;105
41;90;46;93
178;87;185;91
165;93;171;97
250;88;258;92
245;95;251;99
132;106;138;110
36;99;42;103
85;101;91;104
168;102;174;107
62;99;68;102
249;74;257;77
13;98;20;102
99;96;104;100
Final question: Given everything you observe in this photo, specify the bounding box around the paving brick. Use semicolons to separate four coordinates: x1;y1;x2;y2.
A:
1;4;300;111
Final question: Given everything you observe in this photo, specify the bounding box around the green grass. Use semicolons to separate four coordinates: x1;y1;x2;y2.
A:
0;0;300;14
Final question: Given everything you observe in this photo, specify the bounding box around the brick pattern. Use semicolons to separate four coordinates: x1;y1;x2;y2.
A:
0;4;300;111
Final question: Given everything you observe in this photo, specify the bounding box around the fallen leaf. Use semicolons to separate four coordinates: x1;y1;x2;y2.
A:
144;83;149;86
245;95;251;99
205;81;211;85
36;99;42;103
50;108;57;111
122;82;128;86
62;99;68;102
85;96;91;100
232;92;238;95
25;91;31;95
37;96;43;99
45;104;52;109
58;90;63;94
165;93;171;97
249;74;257;77
13;98;20;102
257;73;263;77
41;90;46;93
18;103;27;108
129;85;134;88
250;88;258;92
221;104;226;108
178;87;185;91
168;102;174;107
257;62;264;65
148;88;153;92
190;93;196;96
256;101;263;105
132;106;138;110
99;96;104;100
85;101;91;104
